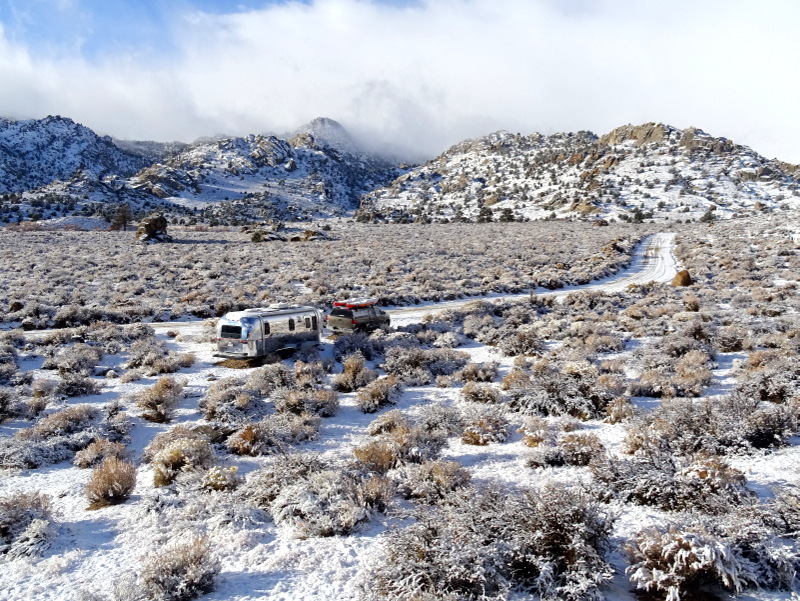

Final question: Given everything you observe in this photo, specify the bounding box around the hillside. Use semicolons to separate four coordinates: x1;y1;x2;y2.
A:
357;123;800;223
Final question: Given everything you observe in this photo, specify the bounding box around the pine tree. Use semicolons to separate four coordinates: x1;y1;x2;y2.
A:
111;203;132;231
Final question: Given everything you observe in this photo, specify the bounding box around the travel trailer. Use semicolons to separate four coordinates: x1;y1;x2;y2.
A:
215;304;323;358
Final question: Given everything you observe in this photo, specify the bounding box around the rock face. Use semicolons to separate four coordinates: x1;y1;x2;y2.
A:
135;213;172;243
671;270;693;286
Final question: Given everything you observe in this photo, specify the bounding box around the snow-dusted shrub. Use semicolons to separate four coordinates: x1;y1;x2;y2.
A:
364;482;613;601
133;376;185;423
433;331;462;348
461;405;510;445
270;469;373;538
200;376;262;423
0;491;55;558
518;416;554;447
16;404;99;439
591;452;753;513
246;362;295;395
333;352;378;392
294;360;327;388
334;332;379;361
500;368;531;390
494;326;542;356
460;361;499;383
85;457;137;509
244;453;328;509
625;524;755;601
41;342;103;375
140;535;220;601
142;425;208;463
713;325;751;352
460;381;503;404
56;373;102;397
355;375;402;413
273;387;339;417
0;344;18;383
152;438;215;487
733;354;800;404
383;346;469;385
603;396;636;424
201;466;241;492
74;438;129;468
119;368;144;383
394;459;472;504
557;432;605;466
126;338;168;369
506;358;613;419
416;403;464;437
353;439;399;474
367;409;410;436
226;412;321;456
0;386;23;422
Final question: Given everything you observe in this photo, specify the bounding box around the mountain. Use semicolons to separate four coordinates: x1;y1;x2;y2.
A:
0;115;150;194
356;123;800;223
0;116;405;224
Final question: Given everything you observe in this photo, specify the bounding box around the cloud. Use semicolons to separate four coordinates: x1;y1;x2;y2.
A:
1;0;799;162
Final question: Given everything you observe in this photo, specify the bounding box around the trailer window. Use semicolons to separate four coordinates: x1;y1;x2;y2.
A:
311;315;318;330
304;316;312;329
220;325;242;339
288;318;295;331
263;321;270;335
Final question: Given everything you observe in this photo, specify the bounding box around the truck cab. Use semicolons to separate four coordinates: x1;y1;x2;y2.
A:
325;298;390;332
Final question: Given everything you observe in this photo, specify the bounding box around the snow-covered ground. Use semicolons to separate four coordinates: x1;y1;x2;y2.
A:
1;230;797;601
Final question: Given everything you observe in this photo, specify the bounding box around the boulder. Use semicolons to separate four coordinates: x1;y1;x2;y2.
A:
135;213;173;243
671;270;693;287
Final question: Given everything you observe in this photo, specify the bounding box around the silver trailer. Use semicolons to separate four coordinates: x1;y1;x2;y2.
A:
215;304;323;358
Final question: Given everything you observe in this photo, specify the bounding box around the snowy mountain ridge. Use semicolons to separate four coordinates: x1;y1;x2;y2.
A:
357;122;800;223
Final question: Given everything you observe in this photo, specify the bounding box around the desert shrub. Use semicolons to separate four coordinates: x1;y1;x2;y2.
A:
364;482;613;601
74;438;129;468
16;404;99;439
294;360;327;388
394;460;472;503
126;338;168;369
591;451;753;513
460;361;499;383
506;358;613;419
334;332;379;361
246;362;295;394
461;405;510;445
603;396;636;424
140;535;220;601
353;439;399;474
244;453;328;509
367;409;410;436
0;491;55;559
460;381;503;404
557;432;605;466
226;412;321;456
355;375;402;413
333;352;378;392
42;343;103;375
200;376;257;423
0;387;23;422
85;457;137;509
56;373;102;397
152;438;215;487
518;416;554;447
142;425;209;463
119;368;144;383
270;469;373;538
416;403;464;437
714;325;751;352
201;466;241;492
733;354;800;404
500;368;531;390
625;524;755;601
382;346;469;385
273;387;339;417
494;326;543;356
133;376;185;423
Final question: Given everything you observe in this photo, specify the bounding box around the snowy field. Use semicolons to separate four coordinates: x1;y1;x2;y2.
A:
0;217;799;601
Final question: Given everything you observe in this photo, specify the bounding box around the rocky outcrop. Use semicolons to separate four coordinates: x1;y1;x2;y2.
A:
135;213;172;243
598;123;671;147
671;270;693;286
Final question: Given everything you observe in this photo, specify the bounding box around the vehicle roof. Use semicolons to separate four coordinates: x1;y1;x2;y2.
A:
332;297;379;309
222;304;318;321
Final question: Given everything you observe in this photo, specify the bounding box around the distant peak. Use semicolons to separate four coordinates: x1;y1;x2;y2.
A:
292;117;360;155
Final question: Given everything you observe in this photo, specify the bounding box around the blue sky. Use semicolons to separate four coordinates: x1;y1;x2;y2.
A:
1;0;799;161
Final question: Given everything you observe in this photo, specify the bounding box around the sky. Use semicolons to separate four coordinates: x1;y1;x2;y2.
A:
0;0;798;162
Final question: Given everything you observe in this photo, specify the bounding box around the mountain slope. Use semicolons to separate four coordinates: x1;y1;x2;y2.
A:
357;123;800;222
0;116;150;194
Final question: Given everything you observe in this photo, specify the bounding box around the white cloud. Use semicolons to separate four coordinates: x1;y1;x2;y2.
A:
1;0;799;162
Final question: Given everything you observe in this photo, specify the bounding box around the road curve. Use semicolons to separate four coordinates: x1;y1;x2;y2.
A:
387;232;678;326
